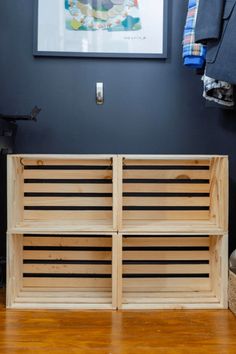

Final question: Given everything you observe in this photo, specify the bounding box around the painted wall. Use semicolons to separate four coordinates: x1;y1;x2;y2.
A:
0;0;236;256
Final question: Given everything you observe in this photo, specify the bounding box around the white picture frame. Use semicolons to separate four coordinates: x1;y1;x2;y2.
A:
34;0;168;58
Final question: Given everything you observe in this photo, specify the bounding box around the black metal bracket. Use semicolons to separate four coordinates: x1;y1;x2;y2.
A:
0;106;41;122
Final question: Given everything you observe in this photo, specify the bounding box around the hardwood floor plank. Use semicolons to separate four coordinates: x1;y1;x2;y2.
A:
0;289;236;353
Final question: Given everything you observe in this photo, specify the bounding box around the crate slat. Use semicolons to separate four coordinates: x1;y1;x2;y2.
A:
24;197;113;207
24;170;113;179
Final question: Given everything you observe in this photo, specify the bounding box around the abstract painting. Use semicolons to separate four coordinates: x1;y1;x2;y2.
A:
65;0;142;32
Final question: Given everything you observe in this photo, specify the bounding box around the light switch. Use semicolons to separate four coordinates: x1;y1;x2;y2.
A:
96;82;104;105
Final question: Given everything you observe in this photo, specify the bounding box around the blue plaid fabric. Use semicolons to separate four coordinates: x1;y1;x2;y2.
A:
183;0;206;68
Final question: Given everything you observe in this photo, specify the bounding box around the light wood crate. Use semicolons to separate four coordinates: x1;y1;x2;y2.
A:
7;154;228;309
117;233;228;309
8;155;118;233
118;155;228;233
7;232;118;309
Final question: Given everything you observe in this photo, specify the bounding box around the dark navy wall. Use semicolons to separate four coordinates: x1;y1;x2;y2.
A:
0;0;236;254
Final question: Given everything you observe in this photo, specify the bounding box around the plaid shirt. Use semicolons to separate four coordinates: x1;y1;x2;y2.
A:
183;0;206;68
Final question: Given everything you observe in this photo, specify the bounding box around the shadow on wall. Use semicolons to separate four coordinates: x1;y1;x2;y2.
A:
0;157;6;287
221;108;236;133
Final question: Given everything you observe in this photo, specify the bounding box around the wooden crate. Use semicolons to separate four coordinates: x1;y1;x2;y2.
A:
117;233;228;309
8;155;118;233
7;232;118;309
7;154;228;310
118;155;228;233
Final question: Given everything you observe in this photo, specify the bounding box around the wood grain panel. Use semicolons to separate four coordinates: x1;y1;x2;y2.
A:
24;210;112;220
23;250;112;261
24;197;113;207
24;170;113;180
123;250;209;261
123;236;210;247
24;183;113;193
23;236;112;247
123;183;210;193
123;210;210;220
23;264;112;274
123;197;210;207
123;170;210;180
23;278;112;288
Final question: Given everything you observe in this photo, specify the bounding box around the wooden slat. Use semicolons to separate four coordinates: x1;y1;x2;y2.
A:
18;290;112;297
123;170;210;179
123;296;218;304
24;197;113;207
123;264;210;274
24;183;113;193
123;210;210;220
123;183;210;193
23;250;112;261
123;278;210;291
24;210;112;220
23;278;112;288
16;296;111;304
123;250;209;261
123;197;210;207
24;170;112;179
23;264;112;274
22;158;112;166
23;236;112;247
122;291;215;298
123;237;210;247
121;220;222;234
124;159;211;166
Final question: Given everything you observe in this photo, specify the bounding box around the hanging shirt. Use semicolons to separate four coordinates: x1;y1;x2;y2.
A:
183;0;206;68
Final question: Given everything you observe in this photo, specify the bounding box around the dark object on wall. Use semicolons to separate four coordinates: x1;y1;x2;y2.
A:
0;106;41;122
0;106;41;154
0;120;17;154
0;106;41;286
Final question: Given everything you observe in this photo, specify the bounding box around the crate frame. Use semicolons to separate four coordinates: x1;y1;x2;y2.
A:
8;155;118;234
117;155;228;234
117;233;228;310
7;231;118;309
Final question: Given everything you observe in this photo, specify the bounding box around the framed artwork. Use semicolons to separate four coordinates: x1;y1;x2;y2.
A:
34;0;168;58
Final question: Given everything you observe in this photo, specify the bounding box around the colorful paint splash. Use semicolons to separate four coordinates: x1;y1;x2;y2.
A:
65;0;142;31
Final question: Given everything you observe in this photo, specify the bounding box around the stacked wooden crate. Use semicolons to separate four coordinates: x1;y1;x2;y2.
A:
7;155;118;309
7;155;228;309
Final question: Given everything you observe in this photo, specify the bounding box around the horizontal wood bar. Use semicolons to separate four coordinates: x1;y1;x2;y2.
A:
123;210;210;220
24;210;112;220
123;197;210;207
123;237;210;247
23;250;112;261
123;170;210;180
24;170;113;179
24;197;113;207
23;236;112;247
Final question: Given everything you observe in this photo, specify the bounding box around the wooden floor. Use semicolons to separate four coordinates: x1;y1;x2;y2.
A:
0;290;236;353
